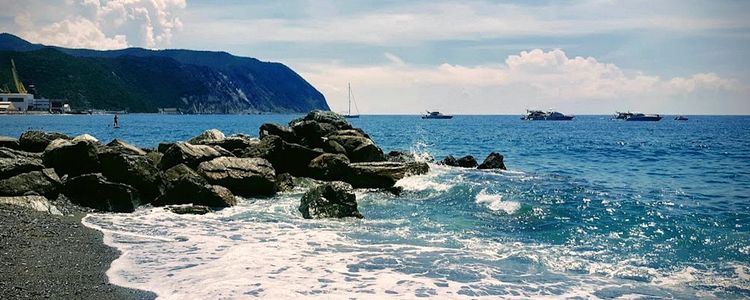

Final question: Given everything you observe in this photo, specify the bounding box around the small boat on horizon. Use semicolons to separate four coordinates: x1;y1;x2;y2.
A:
614;111;662;121
422;111;453;119
675;115;688;121
521;109;574;120
342;83;359;118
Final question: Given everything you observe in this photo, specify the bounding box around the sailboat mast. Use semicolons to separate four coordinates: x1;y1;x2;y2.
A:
348;82;352;115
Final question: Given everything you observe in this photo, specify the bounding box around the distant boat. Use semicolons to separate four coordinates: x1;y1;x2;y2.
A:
675;115;688;121
342;83;359;118
521;109;574;120
422;111;453;119
614;111;662;121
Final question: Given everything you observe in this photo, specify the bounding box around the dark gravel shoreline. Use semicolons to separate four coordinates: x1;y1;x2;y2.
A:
0;204;156;299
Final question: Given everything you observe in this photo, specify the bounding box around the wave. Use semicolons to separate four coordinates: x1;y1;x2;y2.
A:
475;190;521;214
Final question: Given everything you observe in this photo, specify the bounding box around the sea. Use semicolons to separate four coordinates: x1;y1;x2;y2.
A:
1;114;749;299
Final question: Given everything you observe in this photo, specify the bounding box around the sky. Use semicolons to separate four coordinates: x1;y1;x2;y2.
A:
0;0;749;114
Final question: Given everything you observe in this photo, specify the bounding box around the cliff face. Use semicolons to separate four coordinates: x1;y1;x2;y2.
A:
0;33;329;113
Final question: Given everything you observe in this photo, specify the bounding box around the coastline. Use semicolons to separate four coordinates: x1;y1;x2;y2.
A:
0;204;156;299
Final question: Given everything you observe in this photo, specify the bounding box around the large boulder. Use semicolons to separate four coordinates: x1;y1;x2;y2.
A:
99;150;166;202
326;135;386;163
154;164;237;207
307;153;351;181
206;134;259;154
239;135;323;176
72;134;100;144
290;110;353;131
197;157;276;197
63;173;140;212
106;139;147;156
42;138;101;177
347;161;429;188
0;195;62;215
456;155;478;168
288;111;354;147
0;157;44;179
0;169;60;198
441;155;458;166
19;131;70;152
299;181;362;219
259;123;296;142
0;136;20;150
387;151;416;163
188;129;226;144
158;142;230;170
0;147;41;160
477;152;506;170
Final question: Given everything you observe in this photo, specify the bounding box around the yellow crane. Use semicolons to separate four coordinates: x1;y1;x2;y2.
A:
10;59;27;94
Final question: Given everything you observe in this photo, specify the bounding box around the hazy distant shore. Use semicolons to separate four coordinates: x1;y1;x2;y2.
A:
0;204;156;299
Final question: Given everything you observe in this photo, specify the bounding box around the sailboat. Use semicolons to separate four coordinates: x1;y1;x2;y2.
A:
342;83;360;118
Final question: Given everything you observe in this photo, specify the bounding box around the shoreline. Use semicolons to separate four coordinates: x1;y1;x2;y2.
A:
0;204;156;299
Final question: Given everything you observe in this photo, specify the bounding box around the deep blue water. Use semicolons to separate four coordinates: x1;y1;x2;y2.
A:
3;114;749;298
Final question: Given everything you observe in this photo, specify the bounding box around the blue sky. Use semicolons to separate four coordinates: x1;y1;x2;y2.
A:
1;0;748;114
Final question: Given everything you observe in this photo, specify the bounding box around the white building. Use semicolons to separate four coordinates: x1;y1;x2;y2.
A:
0;93;33;111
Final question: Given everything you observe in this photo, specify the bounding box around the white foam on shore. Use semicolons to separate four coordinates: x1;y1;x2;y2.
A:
475;190;521;214
82;193;748;299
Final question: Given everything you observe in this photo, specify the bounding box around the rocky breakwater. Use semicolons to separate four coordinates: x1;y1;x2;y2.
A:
0;111;430;219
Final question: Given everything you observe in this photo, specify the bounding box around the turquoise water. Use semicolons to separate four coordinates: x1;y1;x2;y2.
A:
3;114;749;298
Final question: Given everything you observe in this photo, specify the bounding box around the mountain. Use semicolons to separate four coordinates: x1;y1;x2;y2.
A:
0;33;329;113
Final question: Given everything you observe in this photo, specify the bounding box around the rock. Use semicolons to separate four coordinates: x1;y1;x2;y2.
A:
327;129;369;139
289;120;338;146
477;152;506;170
259;123;296;141
299;181;362;219
322;139;346;154
0;157;45;179
106;139;147;156
327;135;386;163
42;138;101;177
239;135;324;176
0;195;62;215
0;169;60;198
307;153;351;181
19;130;70;152
145;151;163;166
72;134;100;144
63;173;140;212
290;110;353;132
0;136;20;149
166;205;213;215
99;150;166;202
441;155;458;166
387;151;416;163
197;157;276;197
208;134;259;153
154;164;237;207
157;142;175;153
275;173;295;192
158;142;230;170
347;161;429;188
456;155;478;168
0;146;41;160
188;129;226;144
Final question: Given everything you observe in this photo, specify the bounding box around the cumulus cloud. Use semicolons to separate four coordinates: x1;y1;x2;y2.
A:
298;49;745;114
9;0;185;49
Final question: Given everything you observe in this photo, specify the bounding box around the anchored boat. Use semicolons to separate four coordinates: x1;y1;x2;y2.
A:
521;110;574;120
675;115;688;121
614;112;662;121
342;83;359;118
422;111;453;119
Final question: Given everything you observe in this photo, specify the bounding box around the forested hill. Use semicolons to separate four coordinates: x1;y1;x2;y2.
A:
0;33;329;113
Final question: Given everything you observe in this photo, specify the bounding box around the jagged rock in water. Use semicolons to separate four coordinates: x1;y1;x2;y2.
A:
0;195;62;215
107;139;147;156
326;134;386;163
288;111;354;146
275;173;295;192
441;155;458;166
166;205;213;215
0;156;44;180
347;161;429;188
299;181;362;219
259;123;296;141
155;164;237;207
158;142;230;170
0;168;60;198
478;152;506;170
442;155;477;168
196;157;276;197
99;150;166;203
19;131;71;152
387;151;416;163
188;129;226;144
42;138;101;177
0;136;20;150
63;173;140;212
308;153;351;181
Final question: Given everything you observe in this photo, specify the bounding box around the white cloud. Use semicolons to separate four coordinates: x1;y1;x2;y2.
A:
9;0;185;49
298;49;746;114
